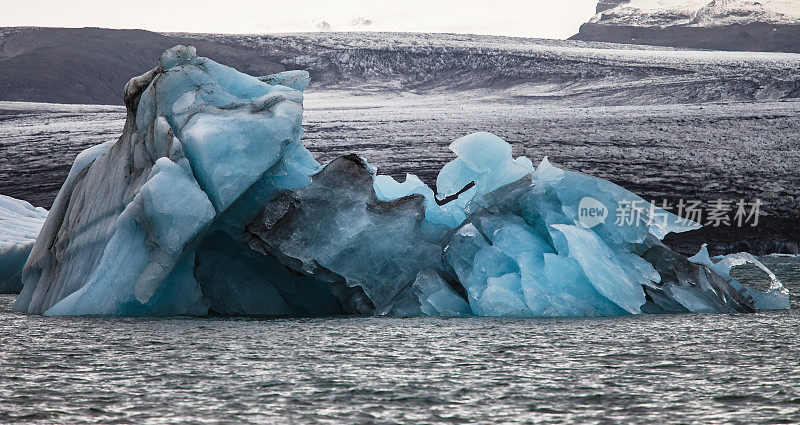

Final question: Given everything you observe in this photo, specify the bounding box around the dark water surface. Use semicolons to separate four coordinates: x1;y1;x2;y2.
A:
1;257;799;424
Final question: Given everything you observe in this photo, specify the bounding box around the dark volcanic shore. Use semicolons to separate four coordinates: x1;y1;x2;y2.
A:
664;217;799;257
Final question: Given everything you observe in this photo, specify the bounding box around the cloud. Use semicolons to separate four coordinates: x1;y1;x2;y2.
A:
316;20;332;30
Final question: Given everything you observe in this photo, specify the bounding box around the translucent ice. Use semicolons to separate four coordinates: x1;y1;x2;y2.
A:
435;132;770;317
437;132;533;203
688;245;790;310
246;155;446;314
374;173;472;228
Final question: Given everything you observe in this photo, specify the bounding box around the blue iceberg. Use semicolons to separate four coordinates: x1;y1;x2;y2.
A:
12;46;789;316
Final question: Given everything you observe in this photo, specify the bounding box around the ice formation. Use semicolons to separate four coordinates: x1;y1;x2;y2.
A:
13;46;789;316
0;195;48;293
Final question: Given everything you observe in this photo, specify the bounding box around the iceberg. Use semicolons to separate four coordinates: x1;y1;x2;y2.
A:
16;45;314;316
0;195;48;293
13;46;789;317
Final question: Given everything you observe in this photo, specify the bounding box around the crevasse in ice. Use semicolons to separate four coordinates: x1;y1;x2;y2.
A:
12;46;789;316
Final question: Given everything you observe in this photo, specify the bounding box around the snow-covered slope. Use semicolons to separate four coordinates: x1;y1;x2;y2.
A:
572;0;800;52
0;194;47;293
591;0;800;27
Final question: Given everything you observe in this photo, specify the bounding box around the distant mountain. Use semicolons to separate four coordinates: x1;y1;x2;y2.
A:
571;0;800;52
0;27;283;105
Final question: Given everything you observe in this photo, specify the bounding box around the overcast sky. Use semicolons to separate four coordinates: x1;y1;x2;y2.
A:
0;0;599;39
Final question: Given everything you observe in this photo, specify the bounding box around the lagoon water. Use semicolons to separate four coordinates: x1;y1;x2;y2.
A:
1;257;798;424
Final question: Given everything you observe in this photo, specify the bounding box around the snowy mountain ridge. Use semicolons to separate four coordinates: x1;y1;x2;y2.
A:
591;0;800;27
573;0;800;52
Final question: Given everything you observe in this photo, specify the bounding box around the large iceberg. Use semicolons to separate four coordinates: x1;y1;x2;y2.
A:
0;195;48;293
13;46;789;316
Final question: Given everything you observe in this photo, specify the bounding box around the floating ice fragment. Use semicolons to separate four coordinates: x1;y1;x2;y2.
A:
689;245;790;310
16;47;312;315
0;195;48;293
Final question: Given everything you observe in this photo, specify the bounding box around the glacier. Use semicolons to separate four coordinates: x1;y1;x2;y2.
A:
0;195;48;293
11;46;790;317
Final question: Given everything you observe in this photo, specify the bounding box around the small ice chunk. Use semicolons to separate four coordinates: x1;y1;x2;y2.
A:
0;195;48;293
699;248;790;310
